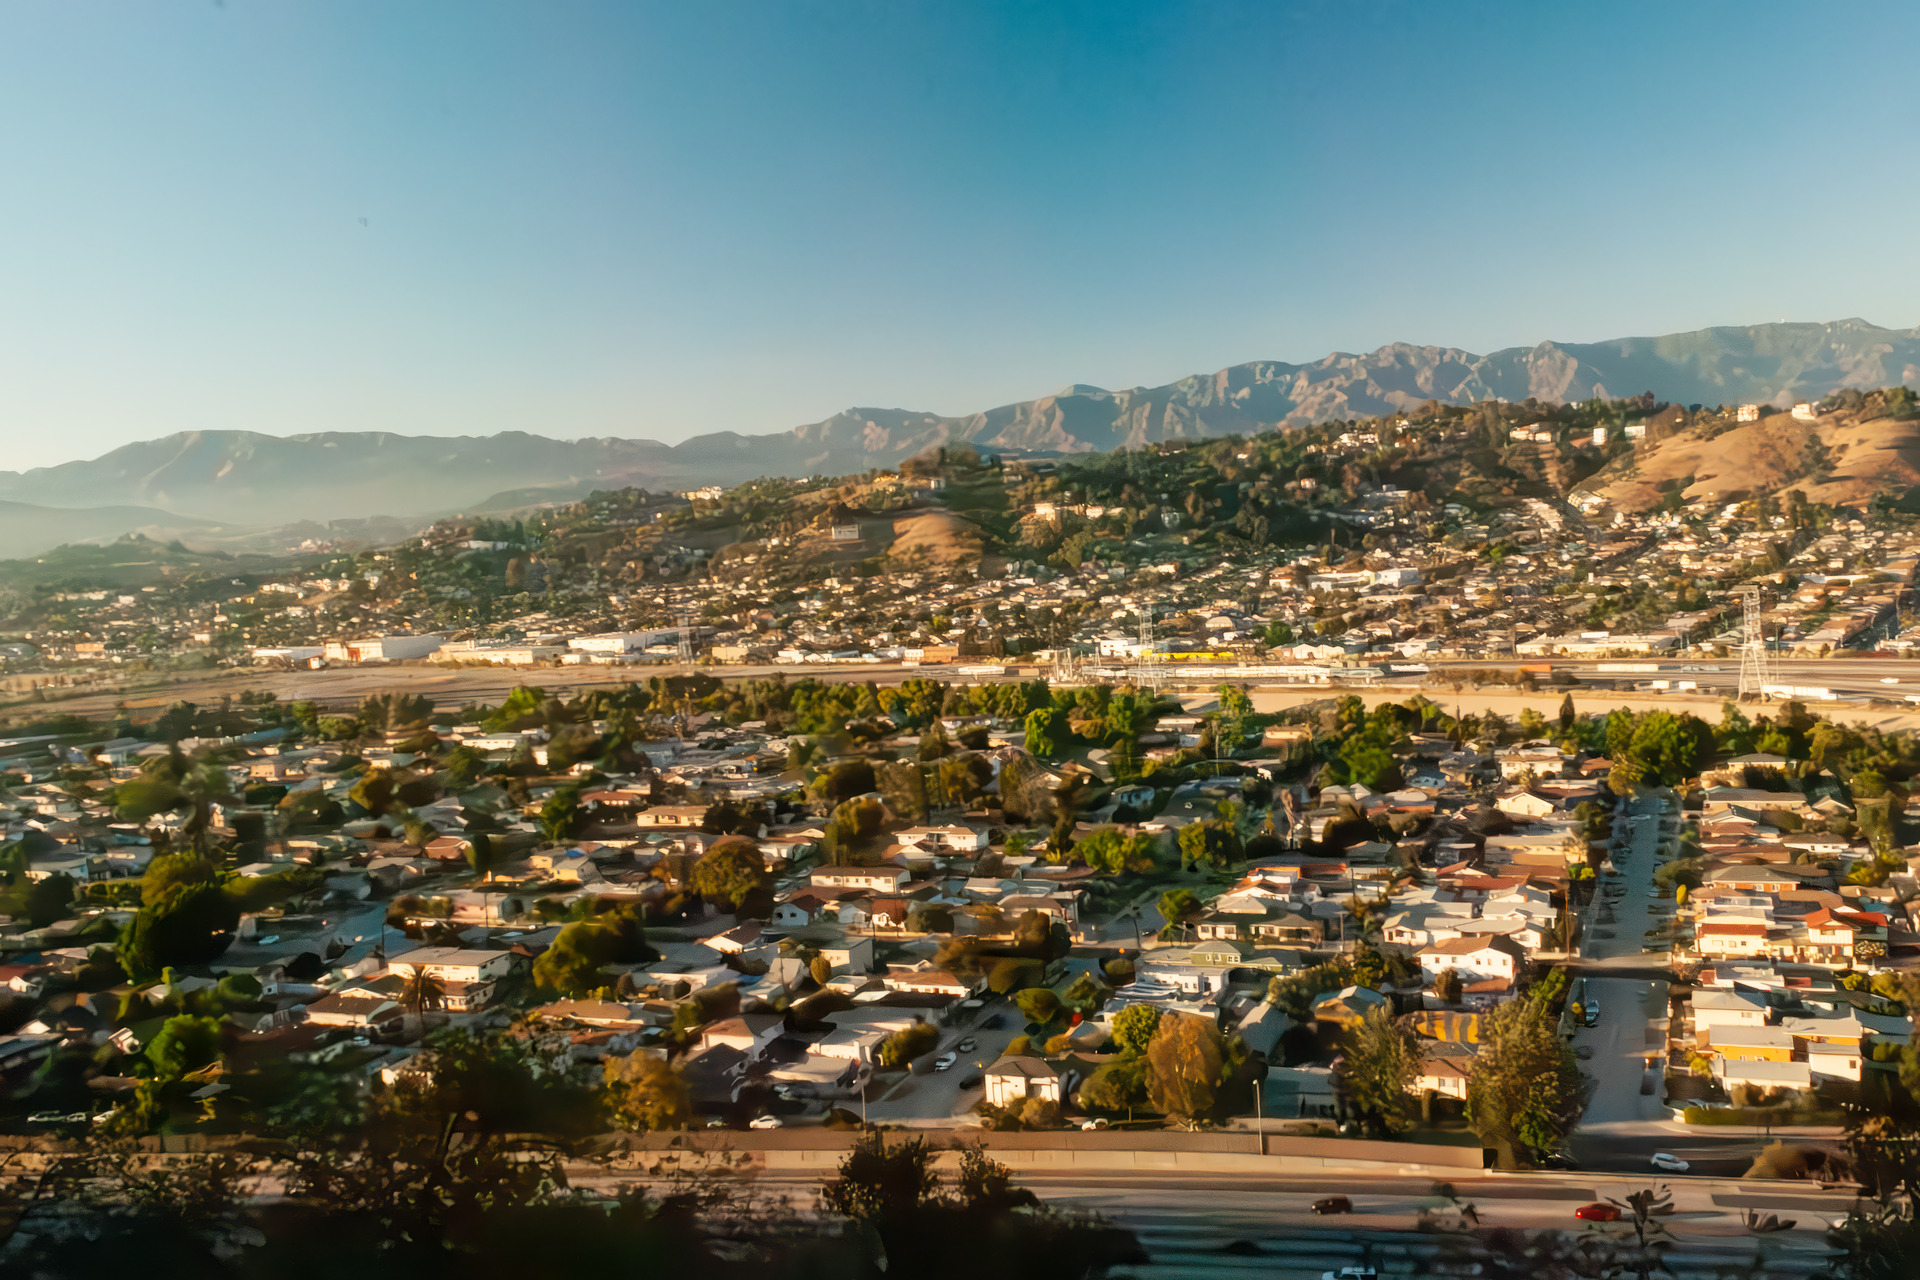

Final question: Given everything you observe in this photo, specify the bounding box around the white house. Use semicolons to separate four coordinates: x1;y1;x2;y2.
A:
983;1055;1063;1109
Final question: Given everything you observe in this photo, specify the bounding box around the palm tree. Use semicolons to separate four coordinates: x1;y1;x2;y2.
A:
400;967;446;1036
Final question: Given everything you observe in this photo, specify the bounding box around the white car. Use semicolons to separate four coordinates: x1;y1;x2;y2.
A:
933;1051;958;1071
1650;1152;1689;1172
1322;1269;1378;1280
1883;677;1901;684
749;1114;783;1130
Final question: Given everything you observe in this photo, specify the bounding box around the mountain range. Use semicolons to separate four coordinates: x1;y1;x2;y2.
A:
3;317;1918;556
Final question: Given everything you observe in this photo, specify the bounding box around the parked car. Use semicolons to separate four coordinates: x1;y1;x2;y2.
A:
1584;1003;1601;1027
933;1052;958;1072
1575;1202;1620;1222
1310;1196;1353;1215
1079;1117;1109;1130
1650;1153;1689;1172
957;1074;983;1091
956;1037;978;1053
25;1111;87;1124
1319;1267;1375;1280
748;1114;783;1130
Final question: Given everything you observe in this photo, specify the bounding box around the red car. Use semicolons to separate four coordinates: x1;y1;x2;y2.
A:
1575;1203;1620;1222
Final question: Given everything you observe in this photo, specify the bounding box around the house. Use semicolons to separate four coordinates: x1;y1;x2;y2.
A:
302;990;403;1036
633;805;710;829
1309;985;1388;1028
880;962;980;998
1495;790;1558;819
896;825;991;853
697;1014;785;1060
1414;936;1522;984
817;939;874;976
1691;988;1769;1031
811;865;911;893
1713;1057;1812;1093
1695;921;1771;959
772;891;842;928
387;947;514;983
1702;1026;1793;1062
1000;894;1078;926
1415;1042;1476;1100
982;1055;1062;1109
385;946;514;1012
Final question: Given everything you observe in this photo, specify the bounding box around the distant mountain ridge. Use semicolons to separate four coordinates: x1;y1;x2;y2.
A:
3;318;1917;545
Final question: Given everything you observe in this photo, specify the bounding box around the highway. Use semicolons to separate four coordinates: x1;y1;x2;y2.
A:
619;1166;1851;1279
25;652;1920;723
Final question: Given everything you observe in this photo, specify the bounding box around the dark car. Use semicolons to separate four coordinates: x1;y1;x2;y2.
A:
1310;1195;1353;1215
957;1074;984;1091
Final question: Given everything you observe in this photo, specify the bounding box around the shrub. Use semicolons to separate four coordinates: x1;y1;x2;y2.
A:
875;1019;939;1068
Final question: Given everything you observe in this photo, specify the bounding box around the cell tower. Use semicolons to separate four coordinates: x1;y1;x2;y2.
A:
1737;587;1773;699
676;613;693;666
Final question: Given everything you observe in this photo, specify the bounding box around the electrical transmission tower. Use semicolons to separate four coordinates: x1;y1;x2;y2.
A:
1737;587;1773;699
1134;597;1160;692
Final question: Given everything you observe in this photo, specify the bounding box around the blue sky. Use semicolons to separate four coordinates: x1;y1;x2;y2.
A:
1;1;1917;470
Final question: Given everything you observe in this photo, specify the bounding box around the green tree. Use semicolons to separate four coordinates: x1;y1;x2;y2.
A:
145;1013;223;1079
1023;706;1070;760
118;881;241;980
1110;1003;1162;1057
1013;987;1062;1025
1062;970;1111;1013
3;870;76;928
1337;1006;1419;1136
348;768;396;816
688;835;772;913
1145;1012;1238;1124
538;784;584;844
1156;887;1201;939
601;1052;690;1131
443;744;487;791
531;907;649;996
1076;826;1159;874
1077;1056;1150;1116
1467;991;1591;1167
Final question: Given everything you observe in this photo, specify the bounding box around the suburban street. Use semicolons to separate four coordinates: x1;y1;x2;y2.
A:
1571;791;1673;1166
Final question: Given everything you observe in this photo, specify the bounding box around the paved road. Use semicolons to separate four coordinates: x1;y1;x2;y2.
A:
1574;792;1671;1139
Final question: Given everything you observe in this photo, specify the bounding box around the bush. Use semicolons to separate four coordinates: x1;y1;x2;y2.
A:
1018;1097;1062;1129
876;1019;939;1068
1005;1035;1033;1057
1013;987;1061;1025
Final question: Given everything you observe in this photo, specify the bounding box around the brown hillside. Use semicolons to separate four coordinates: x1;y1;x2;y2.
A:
1586;409;1920;512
